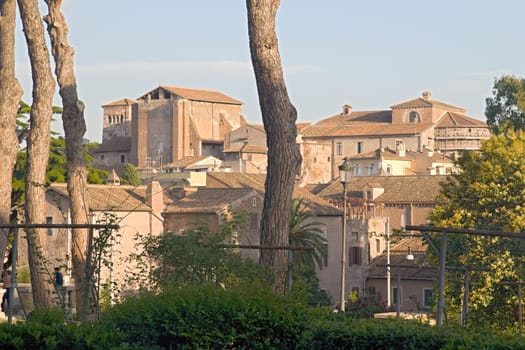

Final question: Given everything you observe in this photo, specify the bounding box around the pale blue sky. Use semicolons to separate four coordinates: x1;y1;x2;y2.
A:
14;1;525;141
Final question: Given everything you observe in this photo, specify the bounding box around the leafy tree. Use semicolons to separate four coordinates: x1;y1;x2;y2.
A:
289;199;327;272
126;212;271;293
12;138;108;207
430;130;525;329
485;75;525;134
121;163;141;186
288;199;330;306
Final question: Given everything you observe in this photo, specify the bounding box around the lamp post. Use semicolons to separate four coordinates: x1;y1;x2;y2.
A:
396;247;415;317
385;218;391;308
338;157;353;311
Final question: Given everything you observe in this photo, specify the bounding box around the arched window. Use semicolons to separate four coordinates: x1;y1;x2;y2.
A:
409;111;420;123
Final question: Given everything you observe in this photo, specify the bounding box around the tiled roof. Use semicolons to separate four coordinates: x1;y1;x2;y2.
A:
436;112;487;128
318;175;446;204
367;237;437;280
223;145;267;154
303;122;435;138
391;97;465;113
93;136;131;153
48;183;151;212
102;98;136;107
157;85;242;105
163;155;209;169
205;172;341;216
165;188;258;214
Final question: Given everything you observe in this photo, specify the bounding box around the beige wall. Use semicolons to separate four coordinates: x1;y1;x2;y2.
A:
41;192;164;298
103;103;133;141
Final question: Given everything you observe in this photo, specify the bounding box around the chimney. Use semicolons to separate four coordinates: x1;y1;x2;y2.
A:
396;141;406;157
422;91;432;101
342;104;352;115
146;181;163;212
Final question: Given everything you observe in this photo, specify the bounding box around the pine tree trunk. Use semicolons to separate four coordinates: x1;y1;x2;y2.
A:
44;0;91;320
0;0;23;267
18;0;56;308
246;0;302;289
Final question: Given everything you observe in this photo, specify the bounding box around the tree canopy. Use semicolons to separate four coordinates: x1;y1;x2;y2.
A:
430;130;525;329
120;163;141;186
485;75;525;134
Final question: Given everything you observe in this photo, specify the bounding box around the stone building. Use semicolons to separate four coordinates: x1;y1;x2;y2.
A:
299;92;490;184
314;175;445;308
131;85;246;169
97;85;246;173
222;124;268;173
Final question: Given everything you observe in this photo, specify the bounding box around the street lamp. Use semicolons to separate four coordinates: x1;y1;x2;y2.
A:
338;157;353;311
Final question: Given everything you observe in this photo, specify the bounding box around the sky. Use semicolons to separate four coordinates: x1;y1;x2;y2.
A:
14;0;525;142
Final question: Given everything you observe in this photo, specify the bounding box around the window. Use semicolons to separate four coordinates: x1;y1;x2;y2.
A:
393;287;402;305
357;142;364;154
369;163;376;175
349;246;362;265
250;213;259;229
120;154;126;164
368;287;376;296
366;190;372;201
423;288;433;308
46;217;53;236
386;164;392;174
395;139;403;146
355;164;361;175
336;142;343;155
375;238;381;253
352;231;359;241
99;154;105;163
252;197;257;207
409;111;420;123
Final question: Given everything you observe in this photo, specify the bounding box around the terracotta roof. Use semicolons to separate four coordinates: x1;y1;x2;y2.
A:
155;85;242;105
296;122;311;131
223;145;267;154
205;172;341;216
165;188;259;214
367;237;436;280
391;97;465;113
93;136;131;153
318;175;446;204
48;183;151;212
436;112;487;128
303;122;434;138
163;155;209;169
102;98;136;107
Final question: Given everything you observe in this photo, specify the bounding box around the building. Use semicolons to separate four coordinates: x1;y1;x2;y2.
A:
299;92;489;184
222;124;267;173
315;175;445;307
41;182;165;296
131;85;246;169
98;85;246;173
343;142;457;176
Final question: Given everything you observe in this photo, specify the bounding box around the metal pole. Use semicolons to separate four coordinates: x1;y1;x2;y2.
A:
7;228;18;325
386;219;391;308
519;283;523;336
437;232;448;325
461;270;469;326
396;269;401;317
340;182;348;311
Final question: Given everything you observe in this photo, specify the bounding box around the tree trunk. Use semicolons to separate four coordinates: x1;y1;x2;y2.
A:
0;0;23;267
44;0;91;320
246;0;302;290
18;0;56;308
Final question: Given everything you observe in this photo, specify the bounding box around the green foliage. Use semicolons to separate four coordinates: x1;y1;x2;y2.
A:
0;288;523;349
120;163;141;186
431;130;525;330
345;293;388;319
289;199;327;271
101;285;312;349
485;75;525;134
126;212;271;293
